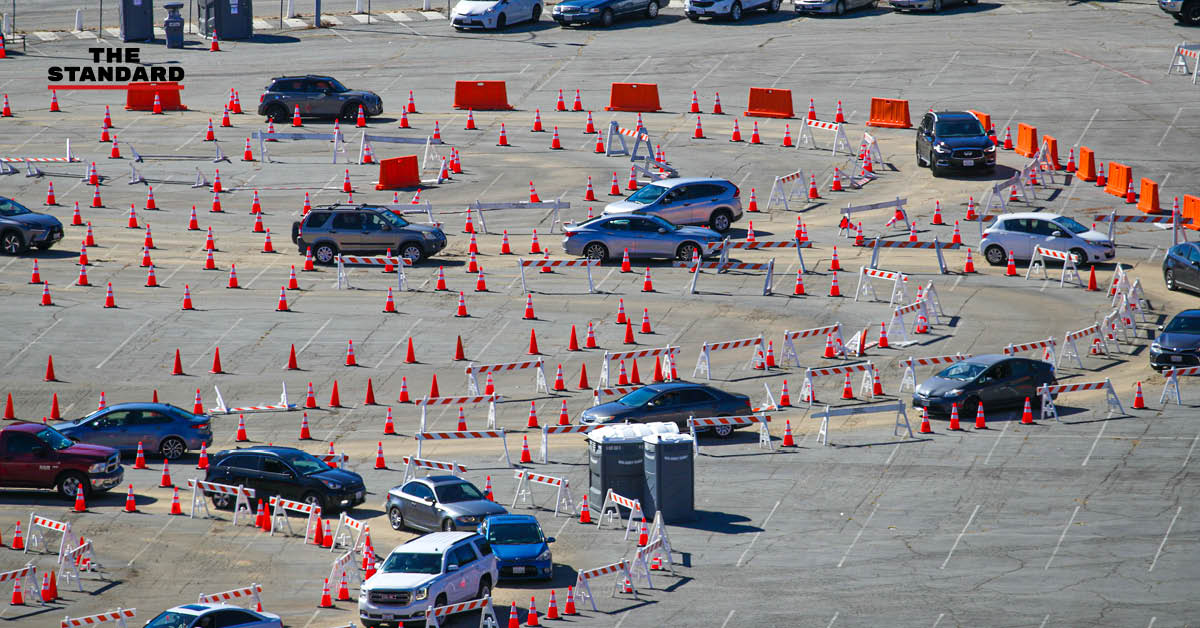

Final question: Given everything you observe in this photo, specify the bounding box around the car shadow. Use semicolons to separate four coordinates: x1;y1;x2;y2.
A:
556;13;686;31
889;1;1001;14
685;9;797;26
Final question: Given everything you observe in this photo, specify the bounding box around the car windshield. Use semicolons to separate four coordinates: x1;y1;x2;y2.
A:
1164;315;1200;334
278;450;332;475
435;481;486;503
0;197;33;217
1053;216;1089;234
617;387;658;407
935;362;989;381
36;426;75;450
375;210;409;227
143;611;200;628
645;215;678;231
934;119;985;137
626;184;668;204
487;522;544;545
382;552;442;575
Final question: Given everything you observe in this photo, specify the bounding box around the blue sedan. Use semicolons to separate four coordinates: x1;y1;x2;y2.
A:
480;514;554;580
562;214;723;263
56;402;213;460
553;0;668;26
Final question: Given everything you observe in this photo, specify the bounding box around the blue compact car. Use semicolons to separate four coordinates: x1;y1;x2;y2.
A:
480;514;554;580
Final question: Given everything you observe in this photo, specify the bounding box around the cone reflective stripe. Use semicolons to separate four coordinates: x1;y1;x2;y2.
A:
1006;250;1017;276
211;190;223;213
384;407;396;434
730;118;742;142
950;220;962;245
1021;397;1033;424
834;99;845;123
1133;381;1145;409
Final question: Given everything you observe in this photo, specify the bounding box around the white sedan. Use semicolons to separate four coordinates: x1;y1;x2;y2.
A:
142;603;282;628
451;0;543;29
979;212;1116;266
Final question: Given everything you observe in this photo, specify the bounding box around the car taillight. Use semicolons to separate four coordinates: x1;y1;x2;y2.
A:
732;186;740;198
743;399;752;409
563;231;576;238
260;93;265;104
194;423;210;431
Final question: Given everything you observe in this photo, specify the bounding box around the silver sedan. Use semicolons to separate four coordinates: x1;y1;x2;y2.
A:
562;214;723;262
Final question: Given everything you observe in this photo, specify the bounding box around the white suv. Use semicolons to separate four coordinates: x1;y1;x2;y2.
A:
359;532;498;627
979;212;1115;266
685;0;782;21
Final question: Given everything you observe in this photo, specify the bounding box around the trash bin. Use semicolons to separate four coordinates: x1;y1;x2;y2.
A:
163;2;184;48
118;0;154;42
587;423;677;516
200;0;253;40
643;432;695;522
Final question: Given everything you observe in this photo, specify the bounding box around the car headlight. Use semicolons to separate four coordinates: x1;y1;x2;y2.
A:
421;231;437;241
946;388;964;398
587;7;600;11
457;515;479;524
88;462;107;474
537;549;552;561
321;479;342;490
414;587;428;601
933;144;951;154
984;144;996;153
1151;343;1162;353
553;4;562;10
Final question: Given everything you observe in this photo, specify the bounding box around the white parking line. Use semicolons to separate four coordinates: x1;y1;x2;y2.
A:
1183;432;1199;469
376;319;424;369
1039;615;1050;628
244;255;284;289
613;611;631;628
1044;505;1080;570
929;50;959;87
1075;108;1099;148
848;52;882;89
691;55;727;91
1158;106;1185;147
940;504;980;569
836;502;878;568
771;55;805;89
474;319;513;360
825;612;839;628
621;56;652;84
189;318;243;369
736;499;780;567
1008;51;1038;86
298;318;333;355
127;516;174;566
719;610;736;628
1148;506;1181;572
983;421;1009;465
4;319;61;368
931;614;945;628
96;319;152;369
1081;421;1106;466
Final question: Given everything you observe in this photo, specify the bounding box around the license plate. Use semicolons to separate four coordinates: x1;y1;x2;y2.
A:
1172;355;1183;363
962;159;974;166
382;615;394;621
512;566;527;574
694;7;705;12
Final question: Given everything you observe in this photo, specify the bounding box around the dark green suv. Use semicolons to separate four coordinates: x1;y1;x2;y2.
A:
292;204;447;265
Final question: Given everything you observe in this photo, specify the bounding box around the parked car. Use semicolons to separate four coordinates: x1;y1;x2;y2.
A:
385;475;507;533
980;212;1115;266
0;195;64;255
293;204;447;265
452;0;543;29
604;178;742;233
480;514;554;580
257;75;383;122
579;381;752;437
358;531;498;628
142;603;282;628
562;214;723;262
0;422;123;499
685;0;782;20
1159;0;1200;25
55;402;212;461
911;355;1056;417
205;446;366;513
890;0;974;11
553;0;667;26
915;111;995;176
793;0;875;15
1151;309;1200;371
1163;242;1200;294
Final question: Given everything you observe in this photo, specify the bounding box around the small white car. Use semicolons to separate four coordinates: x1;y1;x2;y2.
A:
142;603;282;628
793;0;875;15
451;0;543;29
979;212;1116;266
685;0;782;21
358;531;498;628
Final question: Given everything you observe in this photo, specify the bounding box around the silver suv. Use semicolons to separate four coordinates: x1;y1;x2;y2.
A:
603;177;743;233
292;204;447;265
359;531;498;628
258;75;383;122
0;196;64;255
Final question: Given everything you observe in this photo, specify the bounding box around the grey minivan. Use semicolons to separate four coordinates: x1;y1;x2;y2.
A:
603;177;743;233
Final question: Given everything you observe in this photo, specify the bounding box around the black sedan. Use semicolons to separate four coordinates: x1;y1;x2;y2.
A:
579;381;752;437
552;0;667;26
911;355;1056;417
1163;242;1200;295
1151;309;1200;371
206;446;365;513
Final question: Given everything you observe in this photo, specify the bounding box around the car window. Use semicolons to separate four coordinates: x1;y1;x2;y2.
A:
218;454;261;471
617;387;658;407
603;218;631;232
452;544;477;567
629;218;661;232
402;482;434;501
648;392;680;407
261;457;291;475
1002;219;1031;234
626;184;668;204
678;388;717;404
934;118;985;137
304;212;332;230
1009;360;1031;377
661;186;688;204
3;432;43;455
937;362;987;380
473;539;493;556
985;363;1011;380
311;79;333;92
134;411;173;425
1030;220;1058;236
209;609;261;628
687;184;725;199
434;481;485;503
362;214;390;231
144;611;200;628
96;410;137;428
1164;315;1200;334
0;197;34;217
332;213;363;230
1187;245;1200;264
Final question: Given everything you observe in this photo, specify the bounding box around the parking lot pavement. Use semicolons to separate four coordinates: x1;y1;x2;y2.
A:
1;0;1199;625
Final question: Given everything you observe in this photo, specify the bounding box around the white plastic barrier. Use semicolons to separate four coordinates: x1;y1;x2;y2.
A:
1037;379;1124;422
422;596;497;628
1166;41;1200;84
1160;366;1200;405
61;609;135;628
25;513;75;557
401;456;466;483
1;565;40;604
518;257;598;293
511;470;576;517
1004;337;1057;364
596;489;643;539
781;323;845;366
897;353;971;393
414;395;499;432
766;169;808;212
686;414;771;453
210;383;295;414
416;430;512;467
693;336;766;379
814;400;912;446
199;583;263;611
798;119;854;156
1058;323;1108;370
60;539;99;591
839;197;909;235
1026;246;1082;288
573;559;636;612
330;512;368;554
465;360;547;396
268;496;321;542
468;199;571;234
539;424;600;463
855;267;907;306
799;362;876;407
188;478;256;525
599;346;679;388
887;298;932;347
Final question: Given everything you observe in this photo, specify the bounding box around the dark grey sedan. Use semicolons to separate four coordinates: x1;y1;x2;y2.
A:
911;355;1056;417
1151;309;1200;371
0;196;64;255
562;214;723;262
55;402;213;460
386;476;507;533
579;381;753;437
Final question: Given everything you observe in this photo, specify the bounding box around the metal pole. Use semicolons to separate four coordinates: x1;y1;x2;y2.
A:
367;0;370;23
315;0;321;26
100;0;104;39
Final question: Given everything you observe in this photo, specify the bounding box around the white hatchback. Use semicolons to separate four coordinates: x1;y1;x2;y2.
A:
451;0;543;29
979;212;1116;266
685;0;782;21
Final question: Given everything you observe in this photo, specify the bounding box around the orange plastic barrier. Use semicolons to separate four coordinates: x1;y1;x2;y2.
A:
604;83;662;113
1184;195;1200;231
967;110;991;133
1042;134;1062;170
125;82;186;111
743;88;794;119
1015;123;1038;158
1076;146;1097;182
865;97;911;129
1105;162;1132;198
1137;178;1161;214
375;155;420;190
452;81;513;111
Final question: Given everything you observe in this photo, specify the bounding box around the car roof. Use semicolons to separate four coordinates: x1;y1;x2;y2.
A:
3;422;47;433
395;531;479;553
483;514;540;526
649;177;731;187
166;602;246;614
1173;309;1200;318
961;354;1011;366
273;74;334;81
996;212;1063;221
309;203;387;212
214;445;304;457
416;475;469;485
930;111;979;121
92;402;179;412
638;381;707;392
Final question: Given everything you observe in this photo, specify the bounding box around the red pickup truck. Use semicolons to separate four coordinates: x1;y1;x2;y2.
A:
0;422;124;499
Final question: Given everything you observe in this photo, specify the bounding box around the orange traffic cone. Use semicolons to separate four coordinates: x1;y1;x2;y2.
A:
578;495;592;523
565;587;577;614
918;409;933;434
948;403;962;430
974;404;987;429
782;420;796;446
1133;382;1145;409
1006;250;1017;276
1021;397;1034;424
375;442;386;469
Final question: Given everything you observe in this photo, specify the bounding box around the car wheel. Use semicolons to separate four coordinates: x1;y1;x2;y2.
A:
961;396;980;418
302;491;326;513
388;505;406;530
1166;269;1178;291
1069;248;1088;266
1;230;26;256
687;12;700;20
442;518;456;531
531;4;542;20
729;1;743;20
57;472;88;500
497;13;507;27
676;242;701;261
265;104;290;123
1182;1;1200;24
476;576;492;600
601;8;614;25
340;102;362;121
314;242;339;265
647;0;660;17
929;151;942;177
400;242;424;264
835;0;844;15
583;242;609;261
767;0;781;13
984;245;1006;266
709;209;733;233
212;493;234;510
713;424;734;439
159;437;186;461
434;594;448;609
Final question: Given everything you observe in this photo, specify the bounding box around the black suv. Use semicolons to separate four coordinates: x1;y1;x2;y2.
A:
205;446;366;513
258;75;383;122
293;204;448;265
1;196;64;255
915;111;996;176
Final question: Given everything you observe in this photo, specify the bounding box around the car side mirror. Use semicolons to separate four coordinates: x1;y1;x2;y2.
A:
546;537;556;543
447;564;459;572
381;224;392;231
1051;230;1065;238
1158;325;1165;331
657;228;667;234
424;497;436;505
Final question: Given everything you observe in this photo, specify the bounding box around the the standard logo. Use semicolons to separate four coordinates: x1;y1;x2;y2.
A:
48;47;184;82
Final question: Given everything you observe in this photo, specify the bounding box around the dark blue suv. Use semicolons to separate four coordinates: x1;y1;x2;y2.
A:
915;111;996;176
552;0;667;26
206;446;366;513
